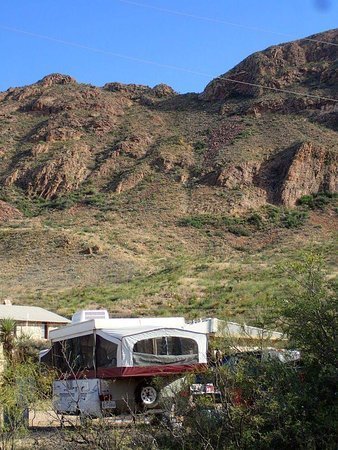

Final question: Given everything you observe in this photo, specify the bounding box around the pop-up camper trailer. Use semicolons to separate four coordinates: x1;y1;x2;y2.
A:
41;310;208;416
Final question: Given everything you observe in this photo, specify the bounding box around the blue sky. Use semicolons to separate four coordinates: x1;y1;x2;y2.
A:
0;0;337;93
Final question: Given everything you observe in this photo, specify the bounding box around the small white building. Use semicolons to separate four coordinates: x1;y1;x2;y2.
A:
0;304;70;341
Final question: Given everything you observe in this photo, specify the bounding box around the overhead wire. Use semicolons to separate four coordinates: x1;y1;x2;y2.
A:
117;0;338;47
0;25;207;75
0;25;337;102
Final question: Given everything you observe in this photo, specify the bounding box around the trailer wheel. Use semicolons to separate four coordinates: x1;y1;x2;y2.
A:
136;383;158;408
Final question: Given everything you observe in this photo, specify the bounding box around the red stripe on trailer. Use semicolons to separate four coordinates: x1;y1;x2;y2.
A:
60;363;207;379
97;363;207;378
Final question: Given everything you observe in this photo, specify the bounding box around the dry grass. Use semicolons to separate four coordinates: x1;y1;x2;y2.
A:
1;202;336;324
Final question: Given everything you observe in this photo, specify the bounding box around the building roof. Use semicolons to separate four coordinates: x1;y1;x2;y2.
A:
0;305;70;324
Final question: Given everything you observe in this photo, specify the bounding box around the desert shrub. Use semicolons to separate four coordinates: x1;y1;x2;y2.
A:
179;207;307;235
297;194;314;207
264;205;308;229
0;354;54;449
265;205;281;223
46;186;108;210
234;128;255;140
226;223;251;236
193;141;206;154
50;194;77;210
179;215;218;229
280;209;308;228
246;212;264;230
298;192;337;210
179;214;252;236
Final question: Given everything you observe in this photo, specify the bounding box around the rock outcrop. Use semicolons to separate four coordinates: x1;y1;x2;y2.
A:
9;144;91;199
279;142;337;206
115;133;153;159
153;138;195;174
0;200;23;221
203;162;260;189
114;164;151;194
38;73;76;87
253;142;337;206
203;142;337;207
103;82;176;101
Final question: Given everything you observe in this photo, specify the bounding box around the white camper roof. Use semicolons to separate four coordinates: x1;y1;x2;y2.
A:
49;317;187;342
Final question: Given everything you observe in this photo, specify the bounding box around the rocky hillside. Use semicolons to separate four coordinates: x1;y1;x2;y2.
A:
0;29;337;319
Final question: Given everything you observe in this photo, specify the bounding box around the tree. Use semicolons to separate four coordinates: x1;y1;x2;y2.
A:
273;252;338;449
276;252;337;366
0;320;52;450
0;318;16;363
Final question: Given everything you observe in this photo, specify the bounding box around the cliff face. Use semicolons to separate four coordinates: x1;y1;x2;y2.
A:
257;142;337;206
0;30;337;220
279;142;337;206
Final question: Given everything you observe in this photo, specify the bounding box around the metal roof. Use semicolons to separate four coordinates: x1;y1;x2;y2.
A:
0;305;70;324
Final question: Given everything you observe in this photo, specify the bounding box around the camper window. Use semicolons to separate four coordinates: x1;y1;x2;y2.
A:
96;336;118;368
52;334;95;372
133;336;198;366
134;336;198;356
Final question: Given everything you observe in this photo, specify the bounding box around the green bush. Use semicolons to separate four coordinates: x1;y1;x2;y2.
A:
227;223;251;236
265;205;281;223
298;192;337;210
297;194;314;207
247;212;264;230
179;206;308;235
193;141;206;154
179;215;218;229
44;186;108;210
234;128;255;140
280;210;308;229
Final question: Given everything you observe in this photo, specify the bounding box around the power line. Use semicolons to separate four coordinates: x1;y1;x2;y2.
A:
117;0;338;47
0;25;206;75
0;25;337;103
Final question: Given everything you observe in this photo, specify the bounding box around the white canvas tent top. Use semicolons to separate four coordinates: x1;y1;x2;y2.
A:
45;313;208;378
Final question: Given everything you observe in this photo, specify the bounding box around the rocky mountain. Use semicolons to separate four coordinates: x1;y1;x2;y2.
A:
0;29;337;319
